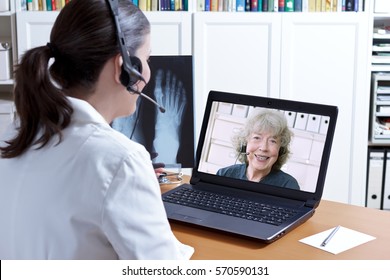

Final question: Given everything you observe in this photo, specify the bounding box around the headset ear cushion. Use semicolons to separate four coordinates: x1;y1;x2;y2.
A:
240;143;247;154
130;56;142;75
120;65;131;87
120;56;143;87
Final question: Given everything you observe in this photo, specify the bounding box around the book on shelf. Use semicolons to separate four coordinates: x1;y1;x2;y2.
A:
262;0;268;11
278;0;284;11
379;106;390;113
269;0;278;12
308;0;315;11
294;0;302;11
250;0;258;11
236;0;245;11
378;87;390;94
377;96;390;102
284;0;293;11
373;44;390;53
211;0;219;11
197;0;204;10
345;0;354;11
372;55;390;64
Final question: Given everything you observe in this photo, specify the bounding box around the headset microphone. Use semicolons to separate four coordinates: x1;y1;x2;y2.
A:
129;88;166;113
140;92;166;113
107;0;165;113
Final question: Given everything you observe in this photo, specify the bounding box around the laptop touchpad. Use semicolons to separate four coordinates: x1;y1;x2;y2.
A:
170;213;204;223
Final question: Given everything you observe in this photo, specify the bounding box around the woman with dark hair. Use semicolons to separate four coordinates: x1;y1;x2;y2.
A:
217;108;300;190
0;0;193;259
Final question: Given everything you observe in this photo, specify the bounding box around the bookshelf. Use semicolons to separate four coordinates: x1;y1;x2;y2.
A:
365;0;390;211
15;0;367;12
369;73;390;144
369;2;390;145
0;1;16;92
0;1;16;143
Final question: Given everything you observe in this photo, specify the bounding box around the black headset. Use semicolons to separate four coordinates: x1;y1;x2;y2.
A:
106;0;166;113
240;143;247;154
106;0;144;91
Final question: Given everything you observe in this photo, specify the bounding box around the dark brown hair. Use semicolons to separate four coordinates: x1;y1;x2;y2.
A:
1;0;150;158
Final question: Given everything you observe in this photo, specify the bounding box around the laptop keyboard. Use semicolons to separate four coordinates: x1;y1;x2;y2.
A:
163;187;298;226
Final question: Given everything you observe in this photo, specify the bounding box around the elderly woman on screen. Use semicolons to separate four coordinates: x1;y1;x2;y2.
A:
217;108;300;190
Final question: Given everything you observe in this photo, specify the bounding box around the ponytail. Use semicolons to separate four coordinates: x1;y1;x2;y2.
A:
0;45;73;158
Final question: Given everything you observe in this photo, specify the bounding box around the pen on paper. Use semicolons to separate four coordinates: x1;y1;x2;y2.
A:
321;225;340;247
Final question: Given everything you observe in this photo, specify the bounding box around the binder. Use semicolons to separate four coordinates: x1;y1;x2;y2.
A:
0;0;10;11
319;116;330;135
383;150;390;210
284;111;296;128
0;42;12;80
231;104;248;118
366;149;384;209
0;100;14;138
306;114;321;133
217;102;233;115
294;113;308;130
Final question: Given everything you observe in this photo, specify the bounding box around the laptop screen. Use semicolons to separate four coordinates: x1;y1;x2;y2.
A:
192;91;338;201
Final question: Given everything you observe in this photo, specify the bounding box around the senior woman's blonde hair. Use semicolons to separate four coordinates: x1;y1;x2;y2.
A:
232;108;293;171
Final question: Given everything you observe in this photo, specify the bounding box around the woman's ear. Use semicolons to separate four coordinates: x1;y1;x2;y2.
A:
113;54;123;84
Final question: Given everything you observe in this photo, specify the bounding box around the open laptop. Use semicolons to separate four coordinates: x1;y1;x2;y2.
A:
162;90;338;243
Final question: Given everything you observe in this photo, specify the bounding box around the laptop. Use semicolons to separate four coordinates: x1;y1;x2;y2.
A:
162;90;338;243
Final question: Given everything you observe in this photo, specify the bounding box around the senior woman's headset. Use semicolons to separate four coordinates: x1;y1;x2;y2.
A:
106;0;165;113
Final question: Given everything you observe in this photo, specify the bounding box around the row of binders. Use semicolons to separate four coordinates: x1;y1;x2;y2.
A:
367;148;390;211
285;111;329;135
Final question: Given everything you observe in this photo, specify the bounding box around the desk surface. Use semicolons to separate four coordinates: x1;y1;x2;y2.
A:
161;179;390;260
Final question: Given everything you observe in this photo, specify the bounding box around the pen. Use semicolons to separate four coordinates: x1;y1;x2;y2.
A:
321;225;340;247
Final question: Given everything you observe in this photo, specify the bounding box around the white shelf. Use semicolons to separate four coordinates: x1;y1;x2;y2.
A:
372;64;390;71
372;55;390;64
373;46;390;52
0;79;13;85
373;33;390;39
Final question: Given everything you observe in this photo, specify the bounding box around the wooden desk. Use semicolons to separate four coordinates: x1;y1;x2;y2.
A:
161;178;390;260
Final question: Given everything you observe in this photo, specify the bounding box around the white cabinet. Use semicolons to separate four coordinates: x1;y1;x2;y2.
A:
280;12;370;206
193;12;370;205
193;12;282;127
16;11;192;59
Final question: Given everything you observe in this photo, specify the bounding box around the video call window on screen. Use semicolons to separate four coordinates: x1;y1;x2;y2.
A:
198;101;330;193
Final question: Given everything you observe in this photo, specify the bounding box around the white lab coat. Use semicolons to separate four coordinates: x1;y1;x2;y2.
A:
0;97;194;259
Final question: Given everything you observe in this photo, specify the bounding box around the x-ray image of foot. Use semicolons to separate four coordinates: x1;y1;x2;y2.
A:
153;69;187;164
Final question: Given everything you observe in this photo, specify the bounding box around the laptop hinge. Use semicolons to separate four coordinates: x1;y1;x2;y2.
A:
190;176;200;184
305;199;319;208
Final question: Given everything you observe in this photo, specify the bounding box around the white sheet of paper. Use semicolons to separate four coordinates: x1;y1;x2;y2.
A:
299;226;376;254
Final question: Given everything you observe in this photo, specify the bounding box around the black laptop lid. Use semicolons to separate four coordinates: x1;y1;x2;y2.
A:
191;91;338;207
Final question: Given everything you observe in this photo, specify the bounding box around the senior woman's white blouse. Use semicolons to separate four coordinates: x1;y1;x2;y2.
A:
0;97;194;259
